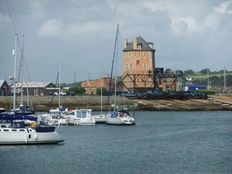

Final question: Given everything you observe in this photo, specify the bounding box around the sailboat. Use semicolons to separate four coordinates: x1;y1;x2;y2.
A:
40;65;69;125
92;78;106;123
105;25;136;125
0;34;64;145
14;35;35;116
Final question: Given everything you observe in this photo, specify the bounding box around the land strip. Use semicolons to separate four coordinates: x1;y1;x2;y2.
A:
0;95;232;112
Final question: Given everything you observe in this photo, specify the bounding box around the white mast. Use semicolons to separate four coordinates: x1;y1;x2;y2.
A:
12;33;18;111
20;35;24;106
58;63;61;108
101;77;103;115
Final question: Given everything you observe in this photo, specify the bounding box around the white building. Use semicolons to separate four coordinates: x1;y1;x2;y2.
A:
14;82;58;96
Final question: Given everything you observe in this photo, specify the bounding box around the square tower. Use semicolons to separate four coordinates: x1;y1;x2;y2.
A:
123;36;155;75
122;36;155;91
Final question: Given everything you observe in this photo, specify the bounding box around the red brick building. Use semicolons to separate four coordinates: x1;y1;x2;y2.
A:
81;77;114;95
122;36;156;90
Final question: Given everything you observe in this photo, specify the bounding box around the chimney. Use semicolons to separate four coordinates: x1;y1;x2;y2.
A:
133;38;138;49
124;39;128;49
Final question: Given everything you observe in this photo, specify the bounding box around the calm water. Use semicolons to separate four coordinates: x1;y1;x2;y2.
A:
0;111;232;174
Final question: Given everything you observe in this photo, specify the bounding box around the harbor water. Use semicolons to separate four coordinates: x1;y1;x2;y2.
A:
0;111;232;174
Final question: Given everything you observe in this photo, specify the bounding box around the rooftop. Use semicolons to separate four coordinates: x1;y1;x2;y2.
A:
123;36;155;51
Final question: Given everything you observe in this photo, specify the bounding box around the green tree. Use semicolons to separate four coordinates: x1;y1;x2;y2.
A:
165;68;172;74
200;68;210;74
68;86;85;95
184;69;194;75
96;87;108;96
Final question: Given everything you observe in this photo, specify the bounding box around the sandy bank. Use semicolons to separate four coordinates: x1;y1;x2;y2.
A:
0;95;231;111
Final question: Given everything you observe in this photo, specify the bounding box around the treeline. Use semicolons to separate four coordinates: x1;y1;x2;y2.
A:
183;68;232;76
181;68;232;87
193;75;232;87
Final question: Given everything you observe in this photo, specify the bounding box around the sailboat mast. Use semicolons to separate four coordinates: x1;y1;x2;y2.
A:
19;35;24;106
58;64;61;108
114;37;118;111
107;24;119;107
101;78;103;115
12;33;18;111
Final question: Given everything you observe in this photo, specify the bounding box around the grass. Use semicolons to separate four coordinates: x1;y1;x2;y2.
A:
191;72;232;80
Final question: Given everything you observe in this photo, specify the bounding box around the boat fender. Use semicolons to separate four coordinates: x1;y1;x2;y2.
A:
34;134;38;140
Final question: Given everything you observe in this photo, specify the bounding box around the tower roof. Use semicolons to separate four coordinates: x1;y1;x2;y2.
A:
123;36;155;51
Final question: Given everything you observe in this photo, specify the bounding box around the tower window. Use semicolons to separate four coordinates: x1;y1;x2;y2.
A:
136;60;140;65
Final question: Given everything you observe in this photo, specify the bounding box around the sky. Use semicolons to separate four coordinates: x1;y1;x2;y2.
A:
0;0;232;84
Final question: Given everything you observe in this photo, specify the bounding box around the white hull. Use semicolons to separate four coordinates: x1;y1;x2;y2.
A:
106;113;135;125
93;114;106;123
0;127;64;145
78;117;95;125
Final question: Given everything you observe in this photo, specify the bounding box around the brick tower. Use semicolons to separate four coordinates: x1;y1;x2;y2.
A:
121;36;156;91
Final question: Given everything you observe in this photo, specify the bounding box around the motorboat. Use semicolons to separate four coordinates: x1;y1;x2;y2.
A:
39;106;69;126
0;121;64;145
41;108;95;126
106;109;135;125
75;109;95;125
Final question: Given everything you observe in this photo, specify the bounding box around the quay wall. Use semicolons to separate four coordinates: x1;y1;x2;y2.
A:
0;95;232;112
0;96;131;111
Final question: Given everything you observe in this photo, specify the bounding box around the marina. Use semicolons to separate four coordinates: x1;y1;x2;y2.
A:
0;1;232;173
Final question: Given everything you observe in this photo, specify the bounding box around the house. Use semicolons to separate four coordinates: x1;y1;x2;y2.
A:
81;77;113;95
15;82;58;96
0;80;11;96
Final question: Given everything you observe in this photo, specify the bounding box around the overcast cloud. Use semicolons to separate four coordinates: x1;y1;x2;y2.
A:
0;0;232;83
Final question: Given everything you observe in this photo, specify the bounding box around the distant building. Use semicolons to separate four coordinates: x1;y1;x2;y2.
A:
81;77;113;95
122;36;156;90
123;36;155;74
82;36;156;94
14;82;57;96
0;80;11;96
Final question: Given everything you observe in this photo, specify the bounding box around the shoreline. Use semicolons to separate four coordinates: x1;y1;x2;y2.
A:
0;95;232;112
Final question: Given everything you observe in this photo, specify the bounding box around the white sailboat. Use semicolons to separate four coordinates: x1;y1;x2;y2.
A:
40;65;69;125
0;34;64;145
93;78;106;123
105;24;136;125
0;122;64;145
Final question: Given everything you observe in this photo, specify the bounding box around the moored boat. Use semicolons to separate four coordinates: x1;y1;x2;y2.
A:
105;24;136;126
93;114;106;124
76;109;96;125
0;121;64;145
106;109;135;125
